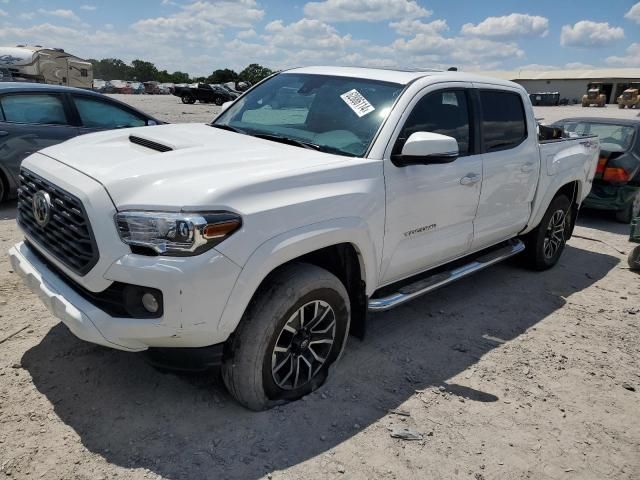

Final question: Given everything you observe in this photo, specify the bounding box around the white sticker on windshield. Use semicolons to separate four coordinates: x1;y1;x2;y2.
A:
340;89;375;117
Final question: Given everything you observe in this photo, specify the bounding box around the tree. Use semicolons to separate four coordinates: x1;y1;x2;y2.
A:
169;71;191;84
130;59;158;82
238;64;273;85
206;68;239;84
89;58;131;80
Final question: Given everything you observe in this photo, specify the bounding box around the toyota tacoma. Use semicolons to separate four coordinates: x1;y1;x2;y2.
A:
9;67;599;410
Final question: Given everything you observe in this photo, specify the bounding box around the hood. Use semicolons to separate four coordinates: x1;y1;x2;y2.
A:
40;123;352;210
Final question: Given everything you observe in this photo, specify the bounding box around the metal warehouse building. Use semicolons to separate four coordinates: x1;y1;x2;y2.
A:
482;68;640;104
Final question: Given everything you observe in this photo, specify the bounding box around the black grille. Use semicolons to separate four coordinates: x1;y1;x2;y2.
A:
129;135;173;152
17;169;99;276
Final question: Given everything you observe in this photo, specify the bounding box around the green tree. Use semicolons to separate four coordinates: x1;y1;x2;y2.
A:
206;68;239;84
89;58;131;80
169;71;191;84
130;59;158;82
238;64;273;85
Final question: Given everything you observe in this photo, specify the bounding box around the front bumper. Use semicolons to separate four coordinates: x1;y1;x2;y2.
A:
9;241;242;352
583;183;640;211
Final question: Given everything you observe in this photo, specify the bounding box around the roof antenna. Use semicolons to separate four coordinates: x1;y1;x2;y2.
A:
448;67;458;71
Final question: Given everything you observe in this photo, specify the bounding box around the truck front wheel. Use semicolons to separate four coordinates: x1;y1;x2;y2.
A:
522;195;572;270
222;263;350;410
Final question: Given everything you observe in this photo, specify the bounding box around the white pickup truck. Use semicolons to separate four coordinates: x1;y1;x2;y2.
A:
9;67;599;410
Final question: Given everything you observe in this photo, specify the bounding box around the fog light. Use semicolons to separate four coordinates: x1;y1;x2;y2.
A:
141;292;160;313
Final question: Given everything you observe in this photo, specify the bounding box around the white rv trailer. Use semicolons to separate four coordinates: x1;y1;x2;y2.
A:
0;45;93;88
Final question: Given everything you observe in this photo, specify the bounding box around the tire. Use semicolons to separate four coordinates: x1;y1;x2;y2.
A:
521;195;572;271
615;191;640;224
181;95;195;104
222;263;350;410
214;96;224;106
629;246;640;271
0;171;5;203
619;104;624;109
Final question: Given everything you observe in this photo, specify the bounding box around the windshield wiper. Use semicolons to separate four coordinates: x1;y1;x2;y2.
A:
210;123;246;134
250;133;322;151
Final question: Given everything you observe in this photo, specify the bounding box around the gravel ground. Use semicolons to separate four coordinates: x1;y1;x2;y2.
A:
0;94;639;480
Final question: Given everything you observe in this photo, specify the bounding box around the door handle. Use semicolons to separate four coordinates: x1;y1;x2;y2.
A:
521;162;535;173
460;173;481;186
0;131;8;137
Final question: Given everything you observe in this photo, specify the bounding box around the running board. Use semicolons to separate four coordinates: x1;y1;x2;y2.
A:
368;239;525;312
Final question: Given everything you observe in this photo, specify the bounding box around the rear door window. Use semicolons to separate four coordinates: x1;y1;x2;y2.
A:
73;96;146;129
479;90;527;152
0;94;68;125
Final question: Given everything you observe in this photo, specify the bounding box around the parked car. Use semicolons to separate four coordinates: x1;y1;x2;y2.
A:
106;80;132;94
9;67;599;410
552;118;640;222
172;83;237;105
144;81;161;95
0;82;162;202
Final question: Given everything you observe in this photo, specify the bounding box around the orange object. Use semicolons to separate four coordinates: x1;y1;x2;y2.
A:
602;167;629;183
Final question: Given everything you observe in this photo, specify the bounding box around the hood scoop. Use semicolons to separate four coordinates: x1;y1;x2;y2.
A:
129;135;173;153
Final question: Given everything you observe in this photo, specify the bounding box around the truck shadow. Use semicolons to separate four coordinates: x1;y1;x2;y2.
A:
21;244;618;480
577;208;631;236
0;200;17;221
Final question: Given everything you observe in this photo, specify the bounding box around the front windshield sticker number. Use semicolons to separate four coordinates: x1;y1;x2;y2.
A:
340;89;375;118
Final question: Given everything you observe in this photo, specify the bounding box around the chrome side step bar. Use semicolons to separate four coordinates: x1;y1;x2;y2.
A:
368;239;525;312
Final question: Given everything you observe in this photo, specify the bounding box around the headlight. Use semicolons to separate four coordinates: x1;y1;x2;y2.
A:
115;211;241;256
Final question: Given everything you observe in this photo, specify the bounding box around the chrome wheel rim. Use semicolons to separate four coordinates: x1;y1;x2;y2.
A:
543;209;566;259
271;300;337;391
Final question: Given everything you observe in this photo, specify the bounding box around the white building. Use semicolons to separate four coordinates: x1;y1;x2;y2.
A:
481;68;640;104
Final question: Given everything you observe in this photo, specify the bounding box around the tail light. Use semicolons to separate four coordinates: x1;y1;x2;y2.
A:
595;156;607;175
602;167;630;183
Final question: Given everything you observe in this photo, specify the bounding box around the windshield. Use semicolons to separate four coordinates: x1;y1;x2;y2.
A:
213;73;404;157
560;121;636;151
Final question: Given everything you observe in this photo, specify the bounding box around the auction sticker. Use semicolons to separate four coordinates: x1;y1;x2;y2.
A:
340;89;375;117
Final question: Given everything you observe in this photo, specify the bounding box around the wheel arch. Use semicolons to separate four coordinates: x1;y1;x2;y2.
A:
217;218;378;341
523;179;583;236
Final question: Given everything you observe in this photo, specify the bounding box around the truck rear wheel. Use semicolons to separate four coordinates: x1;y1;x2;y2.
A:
222;263;350;410
522;195;572;271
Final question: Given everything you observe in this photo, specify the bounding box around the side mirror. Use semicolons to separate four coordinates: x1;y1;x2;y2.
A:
220;101;233;112
392;132;459;167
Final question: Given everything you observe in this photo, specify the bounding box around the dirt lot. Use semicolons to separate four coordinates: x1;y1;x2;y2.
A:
0;97;639;480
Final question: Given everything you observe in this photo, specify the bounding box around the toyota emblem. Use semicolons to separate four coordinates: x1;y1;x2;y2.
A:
32;191;52;227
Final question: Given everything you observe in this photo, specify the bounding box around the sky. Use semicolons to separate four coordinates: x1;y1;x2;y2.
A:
0;0;639;76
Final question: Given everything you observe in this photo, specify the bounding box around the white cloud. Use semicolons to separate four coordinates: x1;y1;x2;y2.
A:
18;12;34;20
236;29;257;39
0;9;6;17
389;19;448;36
461;13;549;39
37;9;81;22
560;20;624;48
564;62;595;69
624;2;640;23
132;0;264;42
606;43;640;67
80;5;97;11
304;0;430;23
